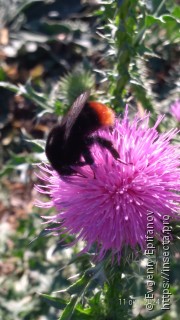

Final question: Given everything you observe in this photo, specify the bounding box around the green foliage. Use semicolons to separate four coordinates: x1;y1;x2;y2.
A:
94;0;179;111
0;81;53;111
0;214;69;320
0;70;95;116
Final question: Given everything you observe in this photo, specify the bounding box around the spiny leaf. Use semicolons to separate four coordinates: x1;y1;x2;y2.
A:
0;81;52;110
145;15;165;27
58;295;79;320
25;139;46;151
40;294;66;310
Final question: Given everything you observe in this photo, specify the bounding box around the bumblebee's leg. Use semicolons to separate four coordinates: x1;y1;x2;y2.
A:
82;147;94;165
75;149;94;167
83;147;96;178
86;136;120;160
74;147;95;178
75;160;87;166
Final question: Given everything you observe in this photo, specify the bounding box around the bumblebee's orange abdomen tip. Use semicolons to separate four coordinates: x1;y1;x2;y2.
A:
88;101;115;126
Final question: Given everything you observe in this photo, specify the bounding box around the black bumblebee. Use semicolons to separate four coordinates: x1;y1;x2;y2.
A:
45;91;120;175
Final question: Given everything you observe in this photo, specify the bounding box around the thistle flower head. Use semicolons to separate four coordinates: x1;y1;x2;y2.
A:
170;100;180;122
35;107;180;263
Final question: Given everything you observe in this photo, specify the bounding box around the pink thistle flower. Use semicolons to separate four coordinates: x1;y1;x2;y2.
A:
35;107;180;263
170;100;180;122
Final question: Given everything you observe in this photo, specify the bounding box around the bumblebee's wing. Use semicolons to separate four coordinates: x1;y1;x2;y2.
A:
62;91;90;141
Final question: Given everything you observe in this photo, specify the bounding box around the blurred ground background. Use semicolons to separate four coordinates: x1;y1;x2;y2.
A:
0;1;179;319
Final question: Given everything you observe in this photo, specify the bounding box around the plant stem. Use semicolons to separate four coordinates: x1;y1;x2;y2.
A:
112;0;136;109
104;267;131;320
